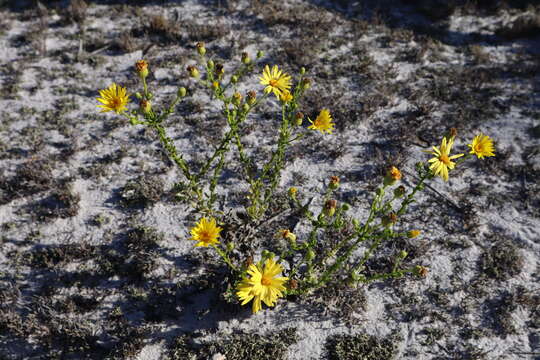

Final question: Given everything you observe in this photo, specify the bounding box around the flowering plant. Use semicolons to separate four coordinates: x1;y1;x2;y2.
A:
97;44;495;314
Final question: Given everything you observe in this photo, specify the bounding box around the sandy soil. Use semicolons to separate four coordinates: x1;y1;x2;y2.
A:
0;0;539;359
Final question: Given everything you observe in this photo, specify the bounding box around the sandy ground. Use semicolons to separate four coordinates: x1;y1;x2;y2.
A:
0;0;539;359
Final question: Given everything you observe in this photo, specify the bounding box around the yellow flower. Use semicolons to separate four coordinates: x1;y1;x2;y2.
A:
426;136;464;181
279;90;293;103
189;217;222;247
236;257;288;314
407;230;421;238
96;83;130;114
259;65;291;98
468;133;495;159
308;109;334;134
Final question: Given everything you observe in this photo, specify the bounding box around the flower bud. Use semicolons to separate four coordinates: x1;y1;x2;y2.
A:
306;249;315;262
449;127;458;138
135;60;149;79
247;90;257;105
279;229;297;244
384;166;402;186
301;77;311;90
324;199;337;217
215;63;224;77
241;52;251;64
352;218;360;228
256;50;264;59
414;265;429;277
231;75;238;84
398;250;408;259
329;176;340;190
186;65;199;78
226;242;235;252
207;59;214;70
381;212;398;227
196;42;206;56
139;99;151;114
146;92;153;100
242;103;250;113
232;92;242;106
407;230;421;238
341;203;350;212
177;87;187;98
279;90;293;103
135;92;143;99
300;67;306;75
394;185;406;198
288;187;297;198
288;279;298;290
295;112;304;126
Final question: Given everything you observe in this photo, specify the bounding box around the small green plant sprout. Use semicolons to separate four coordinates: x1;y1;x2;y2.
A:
96;44;496;314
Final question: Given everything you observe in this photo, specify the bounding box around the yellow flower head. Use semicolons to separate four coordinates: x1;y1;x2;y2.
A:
389;166;402;181
427;136;464;181
308;109;334;134
279;90;293;103
259;65;291;98
468;133;495;159
96;83;130;114
407;230;421;238
236;257;288;314
189;217;222;247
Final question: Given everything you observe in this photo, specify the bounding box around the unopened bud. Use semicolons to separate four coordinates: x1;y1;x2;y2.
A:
288;187;297;198
140;99;151;114
207;59;214;70
394;185;406;198
329;176;340;190
177;87;187;97
414;265;429;277
241;52;251;64
246;90;257;105
231;75;238;84
135;92;143;99
295;112;304;126
279;229;297;244
300;67;306;75
135;60;149;78
186;65;199;78
381;212;398;227
256;50;264;59
306;249;315;262
215;64;224;77
324;199;337;217
242;103;250;113
398;250;408;259
196;42;206;56
232;92;242;106
341;203;350;212
301;77;311;90
226;242;235;252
